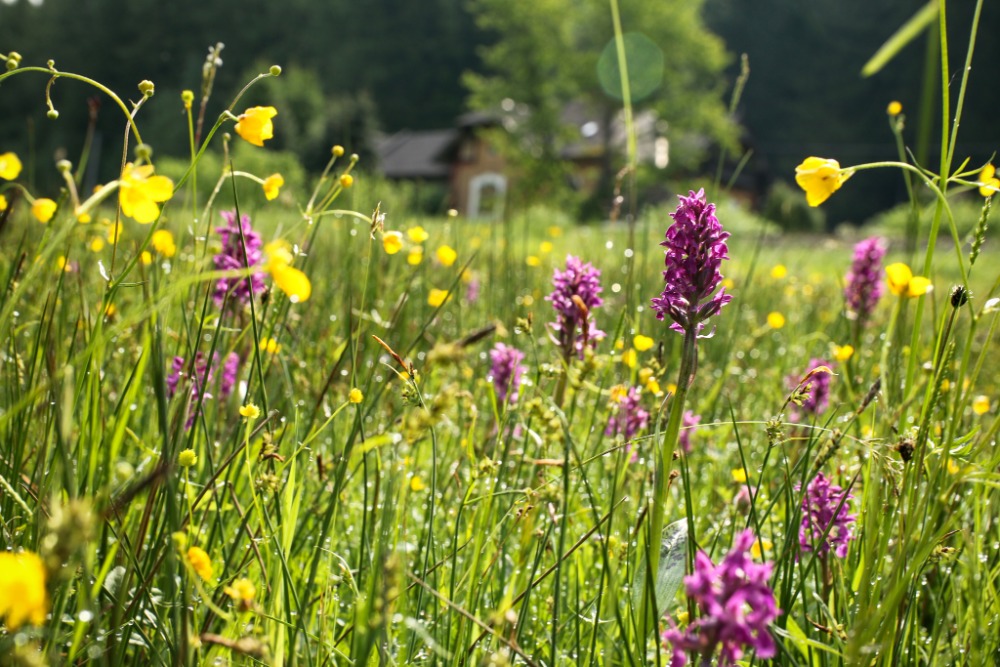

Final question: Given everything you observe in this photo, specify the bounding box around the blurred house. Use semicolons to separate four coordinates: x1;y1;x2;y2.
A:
375;105;665;219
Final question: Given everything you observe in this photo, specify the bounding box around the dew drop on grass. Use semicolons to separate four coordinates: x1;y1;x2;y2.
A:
624;248;633;258
611;283;621;293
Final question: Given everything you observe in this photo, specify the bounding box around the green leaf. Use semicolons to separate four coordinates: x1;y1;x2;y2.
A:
775;617;842;662
861;0;938;77
633;519;688;624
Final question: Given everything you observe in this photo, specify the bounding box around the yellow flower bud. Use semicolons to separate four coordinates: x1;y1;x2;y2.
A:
349;388;364;404
178;449;198;467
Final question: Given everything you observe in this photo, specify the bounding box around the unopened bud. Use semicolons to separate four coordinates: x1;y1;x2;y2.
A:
332;145;345;157
269;64;282;77
950;285;969;308
138;80;155;97
56;159;72;173
135;144;153;161
47;109;59;119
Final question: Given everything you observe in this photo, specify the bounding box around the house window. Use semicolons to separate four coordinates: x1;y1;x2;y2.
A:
468;172;507;220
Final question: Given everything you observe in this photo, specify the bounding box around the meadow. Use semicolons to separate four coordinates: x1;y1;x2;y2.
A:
2;27;1000;667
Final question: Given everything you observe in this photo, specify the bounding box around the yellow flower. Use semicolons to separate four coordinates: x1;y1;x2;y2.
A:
382;231;404;255
107;221;123;243
260;337;281;354
340;174;354;188
428;288;450;307
262;173;284;201
349;388;364;404
885;262;932;297
794;157;853;207
770;264;787;279
178;449;198;467
731;468;748;484
266;241;312;303
646;378;661;395
525;255;541;267
56;255;70;272
407;226;429;243
833;344;854;362
234;106;277;147
0;152;23;180
410;476;426;492
947;458;960;475
76;211;92;223
240;403;261;420
633;334;654;351
0;551;49;630
407;248;423;266
119;163;173;224
610;385;627;403
224;578;256;606
152;229;177;257
186;546;213;581
181;90;194;111
977;164;999;197
767;312;785;329
436;245;457;267
141;251;153;266
539;241;554;254
886;100;903;116
89;237;105;252
332;145;345;157
0;194;7;211
751;538;773;559
32;198;57;223
547;225;563;238
972;395;990;415
621;348;637;368
721;278;735;290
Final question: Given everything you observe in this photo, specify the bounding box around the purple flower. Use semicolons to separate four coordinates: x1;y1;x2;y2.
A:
465;276;481;304
844;237;886;324
799;472;855;558
220;352;240;399
489;343;526;403
786;358;833;421
546;255;606;357
167;356;185;398
651;190;732;336
213;210;266;308
662;530;779;667
679;410;701;453
606;386;649;441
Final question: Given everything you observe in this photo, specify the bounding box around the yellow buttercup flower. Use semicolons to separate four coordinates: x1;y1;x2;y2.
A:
621;348;637;368
224;578;256;606
770;264;787;279
977;164;999;197
886;101;903;116
234;106;277;147
32;198;57;223
186;546;213;581
0;152;23;180
525;255;541;267
407;247;423;266
262;173;284;201
410;476;426;492
119;163;173;224
539;241;554;254
89;237;105;252
751;538;773;559
767;312;785;329
152;229;177;257
436;245;457;267
794;157;853;207
140;251;153;266
833;344;854;362
972;395;990;415
260;337;281;354
428;288;449;307
0;194;7;211
633;334;654;351
349;388;364;404
731;468;748;484
407;226;429;243
0;551;49;630
646;378;661;395
266;240;312;303
886;262;932;297
239;403;261;420
382;231;404;255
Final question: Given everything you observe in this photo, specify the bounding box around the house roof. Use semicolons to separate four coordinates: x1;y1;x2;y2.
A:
376;129;458;179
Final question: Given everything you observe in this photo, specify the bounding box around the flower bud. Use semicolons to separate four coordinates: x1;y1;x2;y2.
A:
138;80;155;97
269;64;282;76
56;159;72;173
181;90;195;105
47;109;59;119
340;174;354;188
332;145;345;157
135;143;153;161
950;285;969;308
